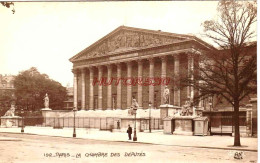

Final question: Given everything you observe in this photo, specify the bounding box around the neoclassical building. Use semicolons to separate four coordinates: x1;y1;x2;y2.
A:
69;26;212;110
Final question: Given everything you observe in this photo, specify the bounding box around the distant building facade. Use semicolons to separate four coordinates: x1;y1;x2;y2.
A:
0;74;15;114
0;74;15;90
0;74;15;98
63;87;73;110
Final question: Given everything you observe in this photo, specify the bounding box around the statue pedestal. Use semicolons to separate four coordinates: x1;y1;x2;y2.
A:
160;104;174;119
195;107;204;117
41;108;52;119
1;116;22;127
172;116;197;136
160;104;182;119
41;108;52;127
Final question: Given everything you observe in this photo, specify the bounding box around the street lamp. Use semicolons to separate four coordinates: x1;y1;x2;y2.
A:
73;107;77;137
133;105;138;141
148;101;152;133
21;109;24;133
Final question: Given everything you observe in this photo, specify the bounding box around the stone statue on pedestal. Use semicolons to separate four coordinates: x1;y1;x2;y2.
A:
163;86;170;104
4;104;16;117
182;100;192;116
2;104;20;127
132;98;139;110
128;98;139;115
44;93;49;108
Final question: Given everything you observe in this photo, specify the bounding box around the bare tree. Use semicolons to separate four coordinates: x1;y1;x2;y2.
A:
1;2;15;14
191;0;256;146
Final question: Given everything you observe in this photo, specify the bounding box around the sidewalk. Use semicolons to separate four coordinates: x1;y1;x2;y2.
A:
0;126;257;151
0;136;21;141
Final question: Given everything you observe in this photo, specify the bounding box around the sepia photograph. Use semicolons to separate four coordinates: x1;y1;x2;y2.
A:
0;1;257;162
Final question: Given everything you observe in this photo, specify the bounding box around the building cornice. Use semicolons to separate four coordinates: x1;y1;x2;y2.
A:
72;47;200;70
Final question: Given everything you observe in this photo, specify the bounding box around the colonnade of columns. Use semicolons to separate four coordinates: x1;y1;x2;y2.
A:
72;53;195;110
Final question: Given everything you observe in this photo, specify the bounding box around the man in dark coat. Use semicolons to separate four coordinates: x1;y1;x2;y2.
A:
127;125;132;140
117;120;120;129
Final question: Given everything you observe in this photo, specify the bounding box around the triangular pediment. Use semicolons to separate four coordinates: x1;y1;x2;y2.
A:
70;26;193;62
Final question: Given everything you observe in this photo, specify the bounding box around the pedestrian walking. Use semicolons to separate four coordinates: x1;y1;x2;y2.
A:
117;120;120;129
127;125;132;140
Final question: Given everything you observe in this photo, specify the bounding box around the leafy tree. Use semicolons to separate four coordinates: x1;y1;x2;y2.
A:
190;0;256;146
0;89;14;116
14;67;67;111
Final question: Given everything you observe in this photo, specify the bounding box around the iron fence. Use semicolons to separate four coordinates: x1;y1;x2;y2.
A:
0;116;164;131
140;118;163;131
209;115;246;135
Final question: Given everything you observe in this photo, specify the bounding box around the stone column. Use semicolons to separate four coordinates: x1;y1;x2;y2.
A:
187;56;190;99
148;58;154;107
137;60;143;108
127;62;132;108
160;56;167;105
198;81;203;108
174;54;180;106
107;65;112;110
188;54;194;102
98;66;103;110
89;67;94;110
188;54;195;116
81;68;86;110
198;57;204;108
116;63;122;109
73;69;78;109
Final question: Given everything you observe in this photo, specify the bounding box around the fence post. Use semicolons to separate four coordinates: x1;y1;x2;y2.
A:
139;119;141;131
78;117;79;128
232;115;233;134
106;118;107;130
154;118;155;130
221;115;222;136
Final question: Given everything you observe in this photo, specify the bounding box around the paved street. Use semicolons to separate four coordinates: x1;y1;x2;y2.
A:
0;133;257;163
0;127;257;151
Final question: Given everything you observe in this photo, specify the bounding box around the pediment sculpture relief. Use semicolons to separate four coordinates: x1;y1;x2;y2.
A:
77;30;184;60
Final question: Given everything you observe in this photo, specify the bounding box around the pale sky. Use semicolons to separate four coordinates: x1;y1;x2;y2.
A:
0;1;224;87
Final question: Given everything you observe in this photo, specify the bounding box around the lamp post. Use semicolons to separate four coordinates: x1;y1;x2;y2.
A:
73;107;77;137
21;109;24;133
131;98;138;141
148;101;152;133
133;109;137;141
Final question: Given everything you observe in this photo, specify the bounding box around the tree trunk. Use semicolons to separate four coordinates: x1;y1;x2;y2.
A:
233;100;241;146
